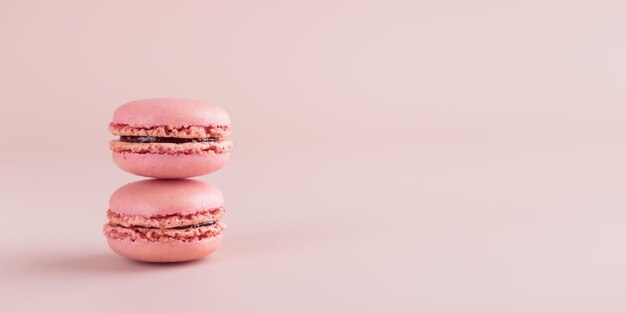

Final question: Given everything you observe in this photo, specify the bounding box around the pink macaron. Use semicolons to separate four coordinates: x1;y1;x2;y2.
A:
109;98;233;179
103;179;226;262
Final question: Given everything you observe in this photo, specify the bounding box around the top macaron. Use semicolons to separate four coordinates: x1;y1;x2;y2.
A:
109;98;233;179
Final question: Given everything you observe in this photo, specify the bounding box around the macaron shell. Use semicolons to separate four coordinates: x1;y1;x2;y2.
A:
112;98;231;128
109;179;224;216
112;151;229;179
106;236;223;262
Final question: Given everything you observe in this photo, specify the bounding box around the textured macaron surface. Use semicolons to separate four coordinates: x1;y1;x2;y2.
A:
109;179;224;216
106;235;223;263
109;124;231;139
104;180;226;244
104;220;225;243
109;98;232;178
111;98;231;129
109;99;233;154
109;140;233;155
111;152;230;179
107;207;225;229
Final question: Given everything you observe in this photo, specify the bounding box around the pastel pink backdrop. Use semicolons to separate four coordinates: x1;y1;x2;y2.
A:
1;1;626;312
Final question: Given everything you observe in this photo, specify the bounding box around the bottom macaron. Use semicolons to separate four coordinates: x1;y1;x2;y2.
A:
103;179;226;262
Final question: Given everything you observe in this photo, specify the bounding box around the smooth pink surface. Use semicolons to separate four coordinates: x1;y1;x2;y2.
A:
109;179;224;216
107;236;223;262
112;98;231;127
3;1;626;312
112;151;229;179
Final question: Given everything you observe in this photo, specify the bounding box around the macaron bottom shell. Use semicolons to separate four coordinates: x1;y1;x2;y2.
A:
106;235;223;263
112;152;229;179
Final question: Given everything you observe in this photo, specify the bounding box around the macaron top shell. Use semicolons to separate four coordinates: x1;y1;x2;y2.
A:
109;179;224;216
111;98;231;128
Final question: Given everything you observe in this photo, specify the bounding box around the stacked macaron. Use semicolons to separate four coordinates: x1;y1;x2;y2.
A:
104;98;232;262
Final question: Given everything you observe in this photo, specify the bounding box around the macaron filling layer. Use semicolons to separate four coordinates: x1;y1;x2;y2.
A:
110;123;230;139
120;136;219;144
104;208;225;242
115;220;217;230
104;221;224;242
107;207;225;229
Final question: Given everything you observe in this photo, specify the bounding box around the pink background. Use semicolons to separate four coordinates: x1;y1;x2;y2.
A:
1;0;626;311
